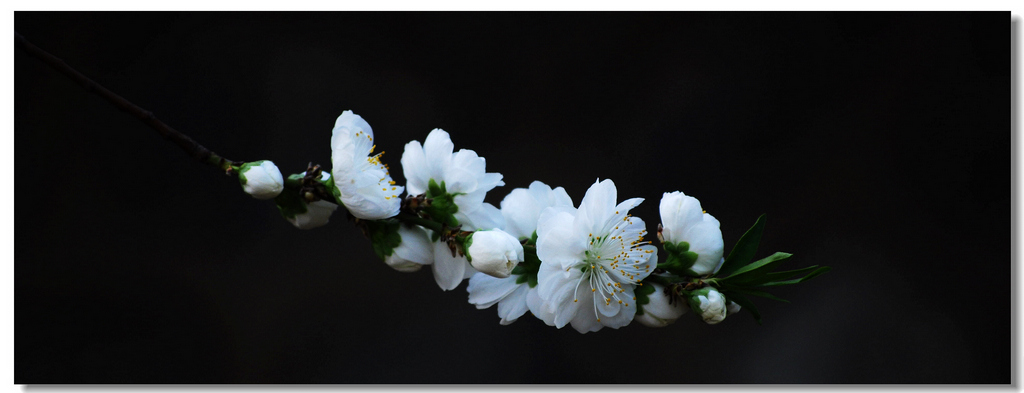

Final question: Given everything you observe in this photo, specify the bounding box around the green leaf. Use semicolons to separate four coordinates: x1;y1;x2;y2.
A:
722;264;814;287
716;214;766;277
633;281;657;316
763;265;822;282
722;252;792;281
760;266;832;287
722;286;789;303
722;292;762;325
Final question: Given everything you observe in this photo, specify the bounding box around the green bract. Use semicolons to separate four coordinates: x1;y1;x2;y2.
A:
658;241;700;276
365;219;403;260
633;282;657;316
424;178;460;228
511;232;540;288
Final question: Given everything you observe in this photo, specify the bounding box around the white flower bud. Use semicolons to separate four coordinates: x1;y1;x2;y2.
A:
239;160;284;200
687;287;728;325
384;225;434;273
635;283;688;328
466;229;523;278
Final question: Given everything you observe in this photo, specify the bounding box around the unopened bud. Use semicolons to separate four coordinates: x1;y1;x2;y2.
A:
238;160;284;200
687;287;728;325
466;229;524;278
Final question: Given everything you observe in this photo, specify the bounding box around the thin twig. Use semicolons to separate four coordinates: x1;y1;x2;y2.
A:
14;31;242;174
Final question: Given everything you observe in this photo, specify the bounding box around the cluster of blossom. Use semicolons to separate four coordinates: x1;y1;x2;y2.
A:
236;111;760;333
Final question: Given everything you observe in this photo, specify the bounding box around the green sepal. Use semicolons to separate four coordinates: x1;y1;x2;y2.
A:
273;189;308;219
633;281;657;316
237;160;269;186
459;233;474;262
422;179;460;227
320;172;342;204
512;241;542;288
716;214;766;278
364;219;403;260
658;241;699;276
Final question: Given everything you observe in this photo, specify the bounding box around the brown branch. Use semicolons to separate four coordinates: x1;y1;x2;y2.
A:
14;30;242;174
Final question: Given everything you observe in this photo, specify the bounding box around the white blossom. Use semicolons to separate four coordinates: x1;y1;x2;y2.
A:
384;224;434;273
467;229;524;278
659;191;724;276
239;160;284;200
401;129;505;230
331;110;403;220
467;181;574;325
535;179;657;333
401;129;506;290
634;282;688;328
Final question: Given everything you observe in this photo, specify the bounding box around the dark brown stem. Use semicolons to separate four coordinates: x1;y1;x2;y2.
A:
14;31;242;174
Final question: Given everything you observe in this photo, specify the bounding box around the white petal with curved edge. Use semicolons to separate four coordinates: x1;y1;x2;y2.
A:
467;273;519;309
401;140;429;195
431;240;467;291
422;129;454;183
683;215;725;275
457;202;505;231
527;287;556;326
392;224;434;265
596;285;637;329
536;206;584;269
578;179;617;234
497;284;530;325
659;191;705;244
501;188;540;240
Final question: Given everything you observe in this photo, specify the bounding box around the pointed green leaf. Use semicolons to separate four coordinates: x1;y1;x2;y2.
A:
724;287;790;303
759;266;832;287
722;252;792;281
722;264;815;287
716;214;766;277
764;265;822;281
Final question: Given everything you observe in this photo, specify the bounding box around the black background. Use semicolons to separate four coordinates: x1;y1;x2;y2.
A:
15;12;1010;383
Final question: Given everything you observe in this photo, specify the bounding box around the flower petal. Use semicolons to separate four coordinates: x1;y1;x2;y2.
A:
659;191;704;244
497;284;531;325
536;206;584;270
401;140;429;196
527;287;556;326
467;273;519;309
431;240;467;291
422;129;454;184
